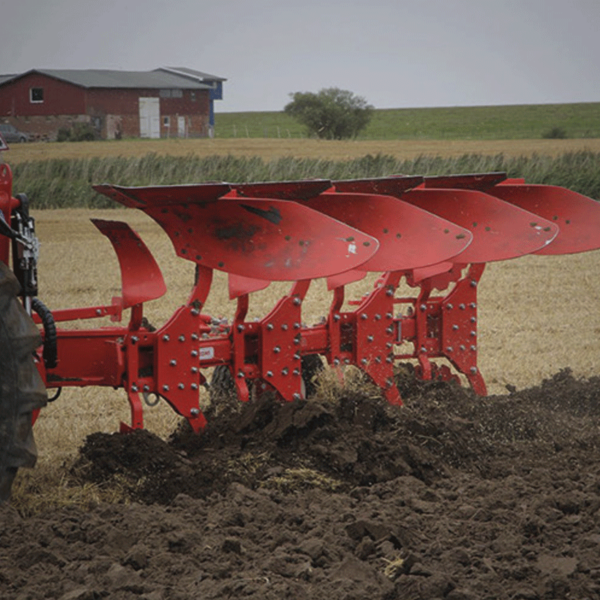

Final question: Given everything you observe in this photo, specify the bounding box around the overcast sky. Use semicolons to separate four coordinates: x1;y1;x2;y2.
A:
1;0;599;113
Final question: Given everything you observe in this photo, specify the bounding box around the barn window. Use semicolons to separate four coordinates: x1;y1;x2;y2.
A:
163;116;170;127
171;89;183;98
30;87;44;103
160;89;171;98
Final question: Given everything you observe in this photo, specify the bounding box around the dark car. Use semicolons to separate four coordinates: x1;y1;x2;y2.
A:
0;123;30;143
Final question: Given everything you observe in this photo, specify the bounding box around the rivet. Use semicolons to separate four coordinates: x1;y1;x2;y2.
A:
191;350;198;358
281;323;288;331
293;297;302;306
459;303;465;310
361;358;368;365
470;331;477;337
420;304;427;312
191;367;198;374
237;324;245;332
333;314;341;322
375;314;381;321
281;367;289;376
293;393;301;401
191;383;198;391
191;308;200;316
143;385;150;392
179;335;185;342
237;371;244;378
131;384;138;392
446;304;453;310
293;369;300;376
266;323;274;331
446;346;453;353
470;367;478;374
361;313;368;320
131;335;139;344
178;383;185;390
163;384;170;392
367;335;374;342
191;333;199;341
274;346;281;354
470;280;477;288
452;325;459;331
170;359;177;366
266;371;273;377
163;335;170;342
190;408;200;416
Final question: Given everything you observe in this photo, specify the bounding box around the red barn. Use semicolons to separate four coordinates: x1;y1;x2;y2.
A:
0;67;226;141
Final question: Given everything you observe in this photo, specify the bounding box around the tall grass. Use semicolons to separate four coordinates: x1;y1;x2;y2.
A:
12;150;600;209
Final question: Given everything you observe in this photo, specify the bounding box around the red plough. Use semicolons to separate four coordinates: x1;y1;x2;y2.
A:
3;167;600;438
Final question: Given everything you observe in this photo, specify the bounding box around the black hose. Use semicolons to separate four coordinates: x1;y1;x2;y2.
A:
31;297;57;369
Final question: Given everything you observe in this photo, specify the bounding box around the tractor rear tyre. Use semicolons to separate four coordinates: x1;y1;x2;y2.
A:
0;263;47;503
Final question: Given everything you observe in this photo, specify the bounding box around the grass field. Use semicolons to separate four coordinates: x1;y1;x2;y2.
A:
214;102;600;140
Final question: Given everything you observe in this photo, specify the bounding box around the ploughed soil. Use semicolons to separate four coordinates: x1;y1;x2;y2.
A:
3;368;600;599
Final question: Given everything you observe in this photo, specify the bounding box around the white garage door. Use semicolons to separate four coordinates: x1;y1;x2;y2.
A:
139;97;160;139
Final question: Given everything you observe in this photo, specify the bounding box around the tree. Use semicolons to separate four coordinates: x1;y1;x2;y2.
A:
284;88;374;140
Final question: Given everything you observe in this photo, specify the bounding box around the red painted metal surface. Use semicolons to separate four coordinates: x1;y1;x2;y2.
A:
91;219;166;309
305;192;473;272
231;180;332;200
146;197;380;281
94;182;231;208
401;188;559;263
487;183;600;255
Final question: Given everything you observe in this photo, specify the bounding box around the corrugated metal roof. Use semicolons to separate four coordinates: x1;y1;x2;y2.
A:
14;69;215;90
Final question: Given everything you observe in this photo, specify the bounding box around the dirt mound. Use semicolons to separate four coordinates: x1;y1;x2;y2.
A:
3;369;600;599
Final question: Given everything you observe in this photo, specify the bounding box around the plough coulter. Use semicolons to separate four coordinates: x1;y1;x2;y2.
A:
2;141;600;500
